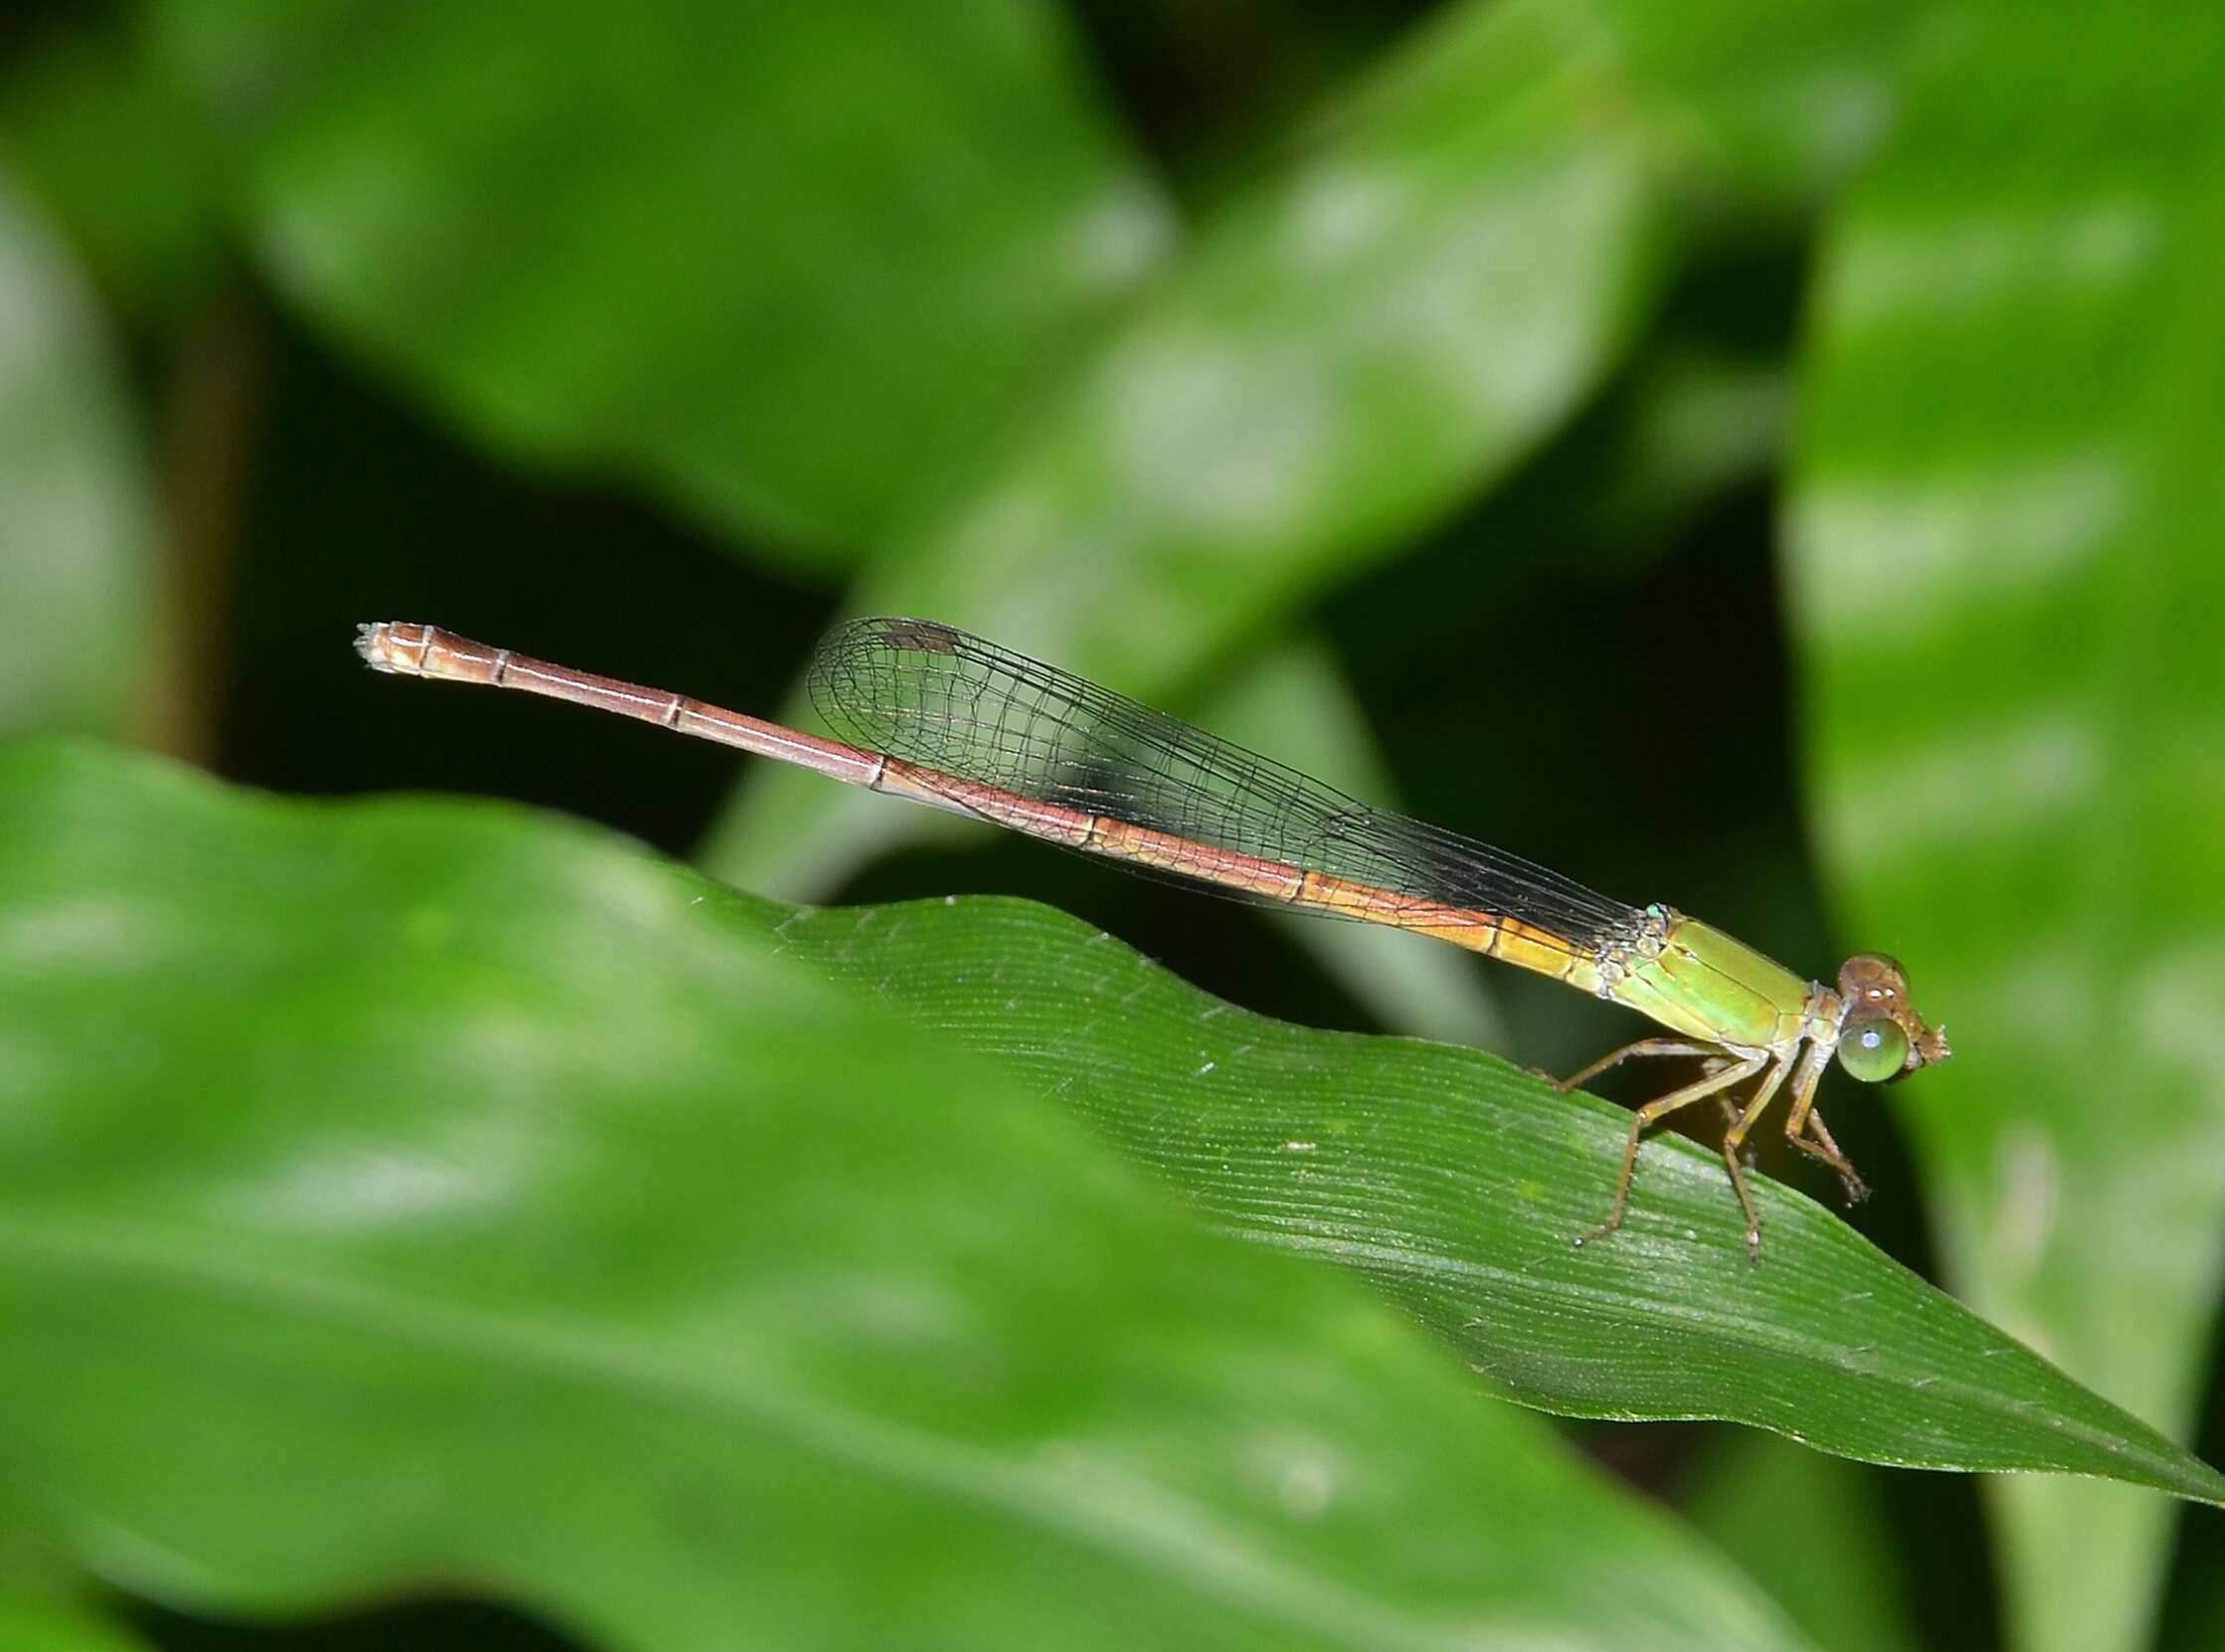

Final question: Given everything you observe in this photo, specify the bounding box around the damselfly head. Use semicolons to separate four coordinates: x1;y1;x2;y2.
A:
1833;953;1949;1083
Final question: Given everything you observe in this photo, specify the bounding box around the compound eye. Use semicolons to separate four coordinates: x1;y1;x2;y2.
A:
1837;1014;1910;1083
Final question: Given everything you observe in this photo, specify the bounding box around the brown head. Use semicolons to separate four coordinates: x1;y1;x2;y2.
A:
1832;953;1951;1083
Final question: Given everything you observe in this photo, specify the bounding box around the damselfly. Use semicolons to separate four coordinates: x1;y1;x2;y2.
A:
357;618;1949;1259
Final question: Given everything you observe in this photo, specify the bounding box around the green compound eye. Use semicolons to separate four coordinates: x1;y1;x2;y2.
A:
1837;1014;1910;1082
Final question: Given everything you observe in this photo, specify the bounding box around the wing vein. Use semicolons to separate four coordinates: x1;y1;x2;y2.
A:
808;619;1645;950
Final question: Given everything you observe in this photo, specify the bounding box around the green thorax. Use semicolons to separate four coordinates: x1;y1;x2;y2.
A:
1602;910;1814;1051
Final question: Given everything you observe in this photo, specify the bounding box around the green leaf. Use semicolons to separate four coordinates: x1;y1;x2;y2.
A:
1684;1433;1921;1652
0;1594;156;1652
700;0;1920;897
1785;7;2225;1651
769;894;2218;1503
0;740;1819;1652
149;0;1170;557
0;19;226;321
0;166;153;739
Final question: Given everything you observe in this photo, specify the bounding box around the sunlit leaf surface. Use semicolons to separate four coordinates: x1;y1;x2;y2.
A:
1787;7;2225;1650
25;750;2193;1514
0;741;1829;1652
151;0;1170;557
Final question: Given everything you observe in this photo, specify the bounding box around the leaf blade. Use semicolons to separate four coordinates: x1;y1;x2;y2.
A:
0;739;1818;1652
772;892;2222;1502
150;0;1170;557
1786;6;2225;1648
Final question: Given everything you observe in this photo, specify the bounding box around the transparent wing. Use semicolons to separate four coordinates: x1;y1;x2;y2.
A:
809;617;1645;949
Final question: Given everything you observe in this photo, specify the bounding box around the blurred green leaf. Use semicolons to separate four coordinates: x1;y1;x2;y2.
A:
701;0;1920;898
1684;1432;1920;1652
0;740;1823;1652
0;1594;155;1652
0;1480;84;1610
0;19;225;321
0;167;153;739
1786;7;2225;1651
150;0;1171;557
